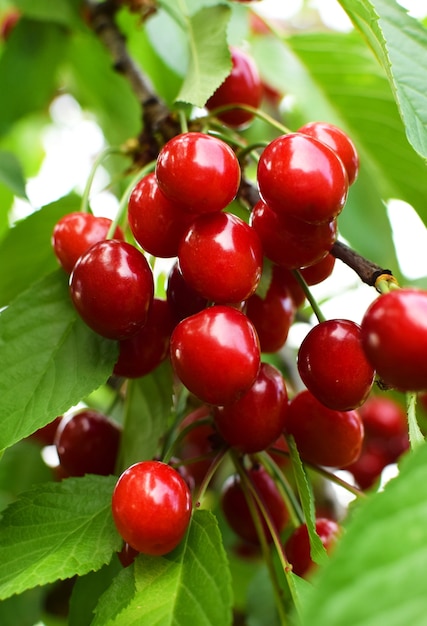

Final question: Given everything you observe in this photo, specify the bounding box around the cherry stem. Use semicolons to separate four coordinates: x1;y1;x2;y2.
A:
292;270;326;323
331;241;398;292
80;145;123;214
305;462;367;499
162;416;213;465
231;453;294;625
406;392;425;450
194;446;229;507
106;161;156;239
204;103;292;136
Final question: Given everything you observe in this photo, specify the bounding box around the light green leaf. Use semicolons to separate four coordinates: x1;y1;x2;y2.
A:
92;510;233;626
0;151;27;198
13;0;83;27
0;194;80;307
176;5;232;107
0;270;118;451
300;443;427;625
339;0;427;159
0;475;121;600
118;362;174;470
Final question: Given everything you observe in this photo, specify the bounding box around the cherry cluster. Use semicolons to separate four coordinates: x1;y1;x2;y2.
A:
46;43;425;576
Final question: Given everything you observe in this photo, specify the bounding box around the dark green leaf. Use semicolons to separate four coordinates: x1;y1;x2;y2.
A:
13;0;83;28
92;510;233;625
0;19;67;136
339;0;427;158
0;475;121;599
0;194;80;306
69;559;122;626
0;270;118;450
0;150;27;198
300;443;427;625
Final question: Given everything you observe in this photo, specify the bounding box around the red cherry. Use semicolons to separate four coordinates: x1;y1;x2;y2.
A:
127;173;193;258
54;410;121;477
245;265;296;353
170;305;261;406
111;460;192;556
297;319;376;411
117;542;139;567
360;288;427;391
221;465;289;544
52;212;124;274
300;253;336;286
297;121;359;185
30;416;62;446
250;200;337;269
358;395;409;465
166;261;208;323
178;212;263;304
155;132;241;215
346;441;390;490
257;133;348;224
206;46;263;129
285;518;341;578
177;405;218;488
113;298;175;378
213;362;289;453
284;389;364;468
69;239;154;340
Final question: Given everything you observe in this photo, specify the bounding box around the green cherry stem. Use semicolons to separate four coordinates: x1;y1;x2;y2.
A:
80;145;124;214
194;446;229;507
406;392;425;450
292;270;326;323
106;161;156;239
205;103;292;136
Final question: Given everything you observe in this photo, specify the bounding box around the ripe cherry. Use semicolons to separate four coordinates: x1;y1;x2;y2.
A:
113;298;175;379
297;319;375;411
213;362;289;453
166;261;208;323
250;200;337;270
178;212;263;303
206;46;263;129
245;264;296;353
69;239;154;340
155;132;241;215
170;305;261;406
360;288;427;391
300;253;336;286
54;409;121;477
127;173;193;258
221;464;289;545
52;212;124;274
112;460;192;556
257;133;348;224
284;389;364;468
297;121;359;185
285;518;341;578
30;416;62;446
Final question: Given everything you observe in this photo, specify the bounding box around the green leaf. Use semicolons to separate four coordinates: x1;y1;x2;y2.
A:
300;443;427;625
13;0;83;27
118;361;174;470
287;437;328;567
92;510;233;626
0;194;80;307
0;270;118;451
175;5;232;107
339;0;427;159
69;559;122;626
0;475;121;600
0;19;67;137
0;150;27;198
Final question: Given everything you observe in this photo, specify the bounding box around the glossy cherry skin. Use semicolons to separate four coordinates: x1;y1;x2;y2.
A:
284;389;364;468
257;133;348;224
111;460;192;556
54;410;121;477
155;132;241;215
361;288;427;391
128;173;193;258
297;121;359;185
300;253;336;286
69;239;154;340
297;319;376;411
213;362;289;453
245;265;296;353
52;212;125;274
178;212;263;304
170;305;261;406
358;395;409;464
206;46;263;129
113;298;175;379
221;465;289;545
250;200;337;269
285;518;341;578
166;261;208;323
